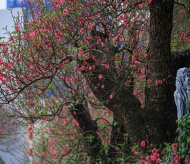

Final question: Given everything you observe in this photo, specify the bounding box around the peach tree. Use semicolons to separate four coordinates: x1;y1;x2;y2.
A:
0;0;190;163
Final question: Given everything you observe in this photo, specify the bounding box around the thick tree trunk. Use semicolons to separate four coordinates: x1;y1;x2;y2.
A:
83;59;149;144
145;0;177;146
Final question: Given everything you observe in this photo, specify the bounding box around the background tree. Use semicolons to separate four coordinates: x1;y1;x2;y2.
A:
0;0;190;163
0;109;24;160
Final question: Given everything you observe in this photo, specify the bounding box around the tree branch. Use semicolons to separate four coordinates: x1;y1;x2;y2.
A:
82;60;149;143
174;1;190;11
79;30;149;144
70;103;106;162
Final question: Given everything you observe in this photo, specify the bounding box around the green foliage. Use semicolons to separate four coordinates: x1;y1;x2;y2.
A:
162;142;175;163
162;114;190;162
86;134;95;143
177;114;190;159
172;3;190;51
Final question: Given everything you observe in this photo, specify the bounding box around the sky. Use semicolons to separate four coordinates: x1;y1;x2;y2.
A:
0;0;6;9
0;7;23;41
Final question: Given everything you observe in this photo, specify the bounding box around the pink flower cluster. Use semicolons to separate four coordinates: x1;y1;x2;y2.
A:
179;32;189;42
172;152;181;164
144;148;161;164
146;0;152;5
155;79;163;85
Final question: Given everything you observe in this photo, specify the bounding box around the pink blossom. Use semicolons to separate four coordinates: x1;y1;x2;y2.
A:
96;131;100;135
146;79;152;85
172;143;178;149
151;155;157;161
35;161;39;164
138;4;143;9
60;0;65;5
89;65;95;70
115;147;119;151
80;65;85;71
173;152;181;162
152;148;158;154
179;32;185;37
105;64;110;69
79;28;84;34
78;49;84;57
125;81;129;85
7;62;13;68
0;130;3;134
97;38;102;44
83;61;87;65
43;117;48;121
145;162;151;164
147;0;152;4
63;8;69;15
141;140;146;147
156;158;162;163
146;155;151;161
28;125;33;131
53;154;58;158
155;79;163;85
88;26;93;30
15;25;19;32
98;74;103;80
76;66;81;71
109;93;114;99
180;10;186;15
132;55;135;63
61;149;68;155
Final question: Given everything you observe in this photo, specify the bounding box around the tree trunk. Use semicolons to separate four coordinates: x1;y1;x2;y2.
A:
70;104;106;162
145;0;177;146
107;114;131;163
83;59;149;144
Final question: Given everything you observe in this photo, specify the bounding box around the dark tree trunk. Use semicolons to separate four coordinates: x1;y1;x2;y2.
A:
83;61;149;144
145;0;177;146
107;114;131;163
70;104;106;162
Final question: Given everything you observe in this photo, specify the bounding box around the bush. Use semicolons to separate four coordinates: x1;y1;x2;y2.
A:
177;114;190;160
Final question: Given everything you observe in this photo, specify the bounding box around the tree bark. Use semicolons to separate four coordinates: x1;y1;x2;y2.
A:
145;0;177;146
83;59;149;144
70;104;106;162
107;114;131;163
